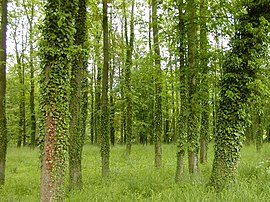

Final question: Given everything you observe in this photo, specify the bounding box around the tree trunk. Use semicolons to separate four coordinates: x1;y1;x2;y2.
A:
199;0;209;164
124;0;135;155
256;113;263;153
187;0;199;174
101;0;110;178
175;0;187;182
0;0;7;186
94;34;102;145
28;3;36;149
209;2;270;192
39;0;76;200
152;0;162;168
69;0;88;190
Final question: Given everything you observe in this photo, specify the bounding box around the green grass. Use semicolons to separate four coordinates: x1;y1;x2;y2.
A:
1;143;270;201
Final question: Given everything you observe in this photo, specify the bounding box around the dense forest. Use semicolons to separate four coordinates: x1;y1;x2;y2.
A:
1;0;270;201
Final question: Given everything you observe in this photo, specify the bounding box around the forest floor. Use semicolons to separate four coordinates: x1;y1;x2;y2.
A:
0;143;270;201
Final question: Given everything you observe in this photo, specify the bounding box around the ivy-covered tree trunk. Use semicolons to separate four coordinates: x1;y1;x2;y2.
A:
124;0;135;155
0;0;7;186
101;0;110;178
209;2;270;192
199;0;209;164
39;0;76;200
175;0;187;182
69;0;88;190
187;0;199;174
152;0;162;168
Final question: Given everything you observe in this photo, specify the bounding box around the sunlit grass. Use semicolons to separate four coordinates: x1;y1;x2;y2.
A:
1;143;270;201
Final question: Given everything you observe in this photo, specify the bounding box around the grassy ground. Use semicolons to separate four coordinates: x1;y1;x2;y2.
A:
0;143;270;201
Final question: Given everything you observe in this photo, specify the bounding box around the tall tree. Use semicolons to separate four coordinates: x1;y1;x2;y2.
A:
0;0;7;186
209;1;270;192
101;0;110;178
187;0;199;174
152;0;162;168
175;0;187;181
23;0;36;148
199;0;210;164
69;0;88;190
39;0;76;200
124;0;135;155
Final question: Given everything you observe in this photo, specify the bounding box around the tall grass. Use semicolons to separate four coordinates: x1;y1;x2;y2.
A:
1;143;270;201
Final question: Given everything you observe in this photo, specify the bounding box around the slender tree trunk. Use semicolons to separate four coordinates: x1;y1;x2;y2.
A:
199;0;209;164
152;0;162;168
124;0;135;155
90;66;95;144
109;52;115;146
0;0;7;186
101;0;110;178
69;0;88;190
28;3;36;149
175;0;186;182
39;0;76;200
94;35;102;145
187;0;199;174
14;30;26;148
256;113;263;153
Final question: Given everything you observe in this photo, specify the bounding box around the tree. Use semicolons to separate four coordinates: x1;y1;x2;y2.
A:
0;0;7;186
152;0;162;168
69;0;88;190
209;1;270;192
22;0;36;148
187;0;199;174
199;0;210;164
39;0;76;200
101;0;110;178
175;0;187;181
124;0;135;155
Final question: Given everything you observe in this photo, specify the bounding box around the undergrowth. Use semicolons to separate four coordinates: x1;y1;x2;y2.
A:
0;143;270;201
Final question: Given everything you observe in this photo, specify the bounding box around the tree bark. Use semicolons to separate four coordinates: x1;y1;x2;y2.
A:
0;0;7;186
101;0;110;178
199;0;209;164
175;0;187;182
187;0;199;174
152;0;162;168
124;0;135;155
